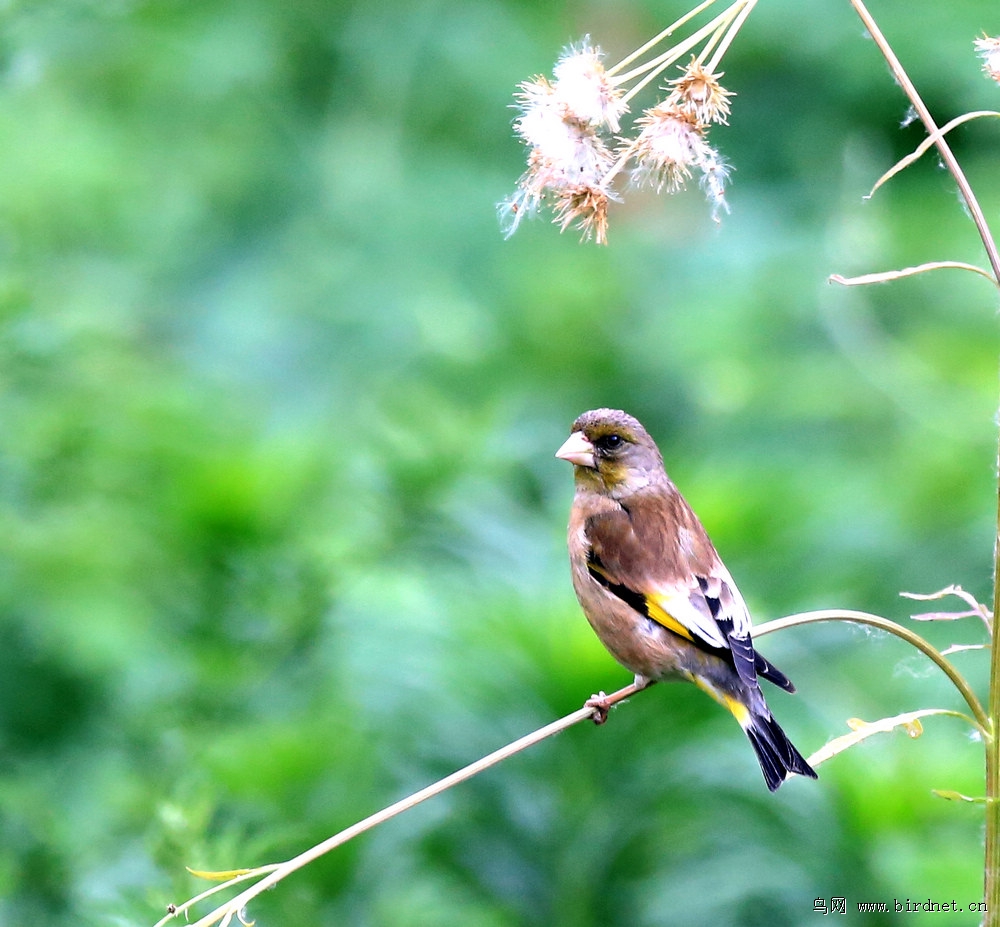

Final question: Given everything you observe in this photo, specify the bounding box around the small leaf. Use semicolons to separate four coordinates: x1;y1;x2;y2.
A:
807;708;972;768
903;718;923;738
932;789;987;804
187;867;256;882
901;585;993;632
902;584;965;602
941;643;989;656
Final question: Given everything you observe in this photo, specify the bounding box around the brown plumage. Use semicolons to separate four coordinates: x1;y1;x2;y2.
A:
556;408;816;791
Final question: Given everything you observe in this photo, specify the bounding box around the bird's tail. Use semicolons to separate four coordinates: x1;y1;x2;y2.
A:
742;706;817;792
695;677;818;792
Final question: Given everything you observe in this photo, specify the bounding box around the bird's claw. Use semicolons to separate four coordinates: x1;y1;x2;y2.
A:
585;691;612;725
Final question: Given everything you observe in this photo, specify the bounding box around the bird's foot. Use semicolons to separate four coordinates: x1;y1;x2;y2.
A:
585;691;612;725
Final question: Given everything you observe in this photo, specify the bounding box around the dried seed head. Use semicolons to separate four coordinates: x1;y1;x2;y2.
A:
503;54;618;241
502;27;743;242
530;131;614;192
630;105;711;193
499;134;614;240
667;58;734;125
552;183;613;243
513;76;560;148
552;37;628;132
975;35;1000;84
513;73;614;183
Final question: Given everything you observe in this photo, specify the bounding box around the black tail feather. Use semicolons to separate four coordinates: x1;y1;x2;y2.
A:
754;652;796;693
745;709;817;792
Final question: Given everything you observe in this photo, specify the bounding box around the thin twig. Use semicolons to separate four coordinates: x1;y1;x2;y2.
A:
846;8;1000;917
616;6;740;102
152;867;280;927
866;110;1000;199
901;584;993;634
606;0;722;77
160;682;645;927
755;609;990;736
160;602;989;926
849;0;1000;286
830;261;996;287
705;0;757;73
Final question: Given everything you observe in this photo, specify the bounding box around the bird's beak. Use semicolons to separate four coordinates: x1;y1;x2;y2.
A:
555;431;595;469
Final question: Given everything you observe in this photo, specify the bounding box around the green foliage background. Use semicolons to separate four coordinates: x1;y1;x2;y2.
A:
1;1;998;924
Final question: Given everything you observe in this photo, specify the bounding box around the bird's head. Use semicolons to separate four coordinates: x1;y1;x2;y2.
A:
555;408;665;497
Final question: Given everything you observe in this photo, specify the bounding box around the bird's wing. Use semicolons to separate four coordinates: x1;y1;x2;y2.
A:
583;503;760;687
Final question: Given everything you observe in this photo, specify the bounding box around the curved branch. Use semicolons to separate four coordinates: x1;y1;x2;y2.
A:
849;0;1000;286
160;682;645;927
866;111;1000;200
755;609;990;737
830;261;996;287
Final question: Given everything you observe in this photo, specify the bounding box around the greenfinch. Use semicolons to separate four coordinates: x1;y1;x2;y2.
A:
556;408;816;791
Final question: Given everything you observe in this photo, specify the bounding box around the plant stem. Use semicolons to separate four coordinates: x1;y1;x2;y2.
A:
705;0;756;73
830;261;997;287
165;599;984;926
849;0;1000;284
846;4;1000;916
756;609;989;735
987;482;1000;923
606;0;722;77
615;5;740;101
166;682;644;927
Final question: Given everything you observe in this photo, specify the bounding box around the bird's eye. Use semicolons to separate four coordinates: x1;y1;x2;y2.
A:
595;433;624;453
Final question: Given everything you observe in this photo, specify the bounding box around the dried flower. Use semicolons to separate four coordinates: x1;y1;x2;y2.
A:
499;135;614;240
630;106;712;193
666;58;734;125
975;35;1000;84
552;183;614;244
512;76;567;151
500;1;754;242
501;43;620;239
551;38;628;132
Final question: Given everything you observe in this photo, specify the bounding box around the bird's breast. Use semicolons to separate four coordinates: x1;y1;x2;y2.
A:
571;565;689;681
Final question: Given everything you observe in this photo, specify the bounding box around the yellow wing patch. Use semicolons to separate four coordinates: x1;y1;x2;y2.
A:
643;596;695;642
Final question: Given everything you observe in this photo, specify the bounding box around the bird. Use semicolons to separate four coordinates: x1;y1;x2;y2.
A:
555;408;817;791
